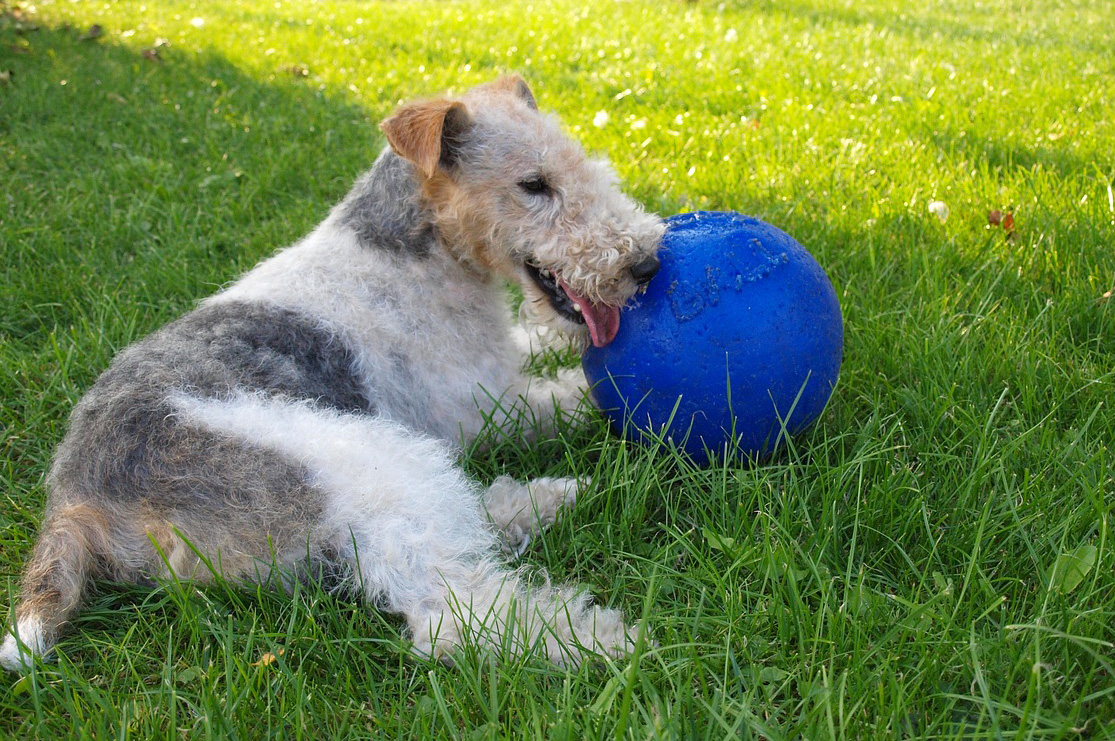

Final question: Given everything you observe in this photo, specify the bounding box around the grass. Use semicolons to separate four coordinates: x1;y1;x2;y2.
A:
1;0;1113;737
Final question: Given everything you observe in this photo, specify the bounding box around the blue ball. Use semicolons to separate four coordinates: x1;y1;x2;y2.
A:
583;211;843;465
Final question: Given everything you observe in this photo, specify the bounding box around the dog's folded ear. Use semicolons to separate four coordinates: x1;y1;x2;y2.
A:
486;73;537;111
381;99;473;179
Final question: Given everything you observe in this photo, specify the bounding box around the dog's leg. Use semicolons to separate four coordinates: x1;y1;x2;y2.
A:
404;552;636;667
173;393;633;666
488;367;590;443
334;461;630;666
328;443;630;666
482;476;581;557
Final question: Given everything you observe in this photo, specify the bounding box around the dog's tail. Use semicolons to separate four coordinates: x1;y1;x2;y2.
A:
1;503;110;672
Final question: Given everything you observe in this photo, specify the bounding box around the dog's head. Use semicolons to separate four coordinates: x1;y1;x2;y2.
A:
381;75;664;348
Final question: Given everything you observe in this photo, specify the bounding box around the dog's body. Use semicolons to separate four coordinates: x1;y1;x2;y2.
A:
1;76;663;672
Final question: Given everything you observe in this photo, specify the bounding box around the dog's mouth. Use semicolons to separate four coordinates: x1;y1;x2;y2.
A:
525;263;620;348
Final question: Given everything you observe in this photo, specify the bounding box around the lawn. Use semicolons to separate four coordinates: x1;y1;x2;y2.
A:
1;0;1113;737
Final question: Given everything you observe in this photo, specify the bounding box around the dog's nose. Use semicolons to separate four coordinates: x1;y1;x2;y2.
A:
630;255;661;285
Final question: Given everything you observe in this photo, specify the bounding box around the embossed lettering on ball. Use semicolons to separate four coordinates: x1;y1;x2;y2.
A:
583;211;844;465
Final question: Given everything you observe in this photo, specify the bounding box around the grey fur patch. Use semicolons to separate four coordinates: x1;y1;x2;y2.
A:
336;150;437;256
48;300;370;514
113;301;372;412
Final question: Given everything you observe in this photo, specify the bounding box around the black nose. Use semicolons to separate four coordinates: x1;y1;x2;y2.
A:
630;255;661;285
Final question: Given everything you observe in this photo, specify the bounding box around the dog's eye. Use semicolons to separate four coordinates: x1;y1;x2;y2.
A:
518;176;551;196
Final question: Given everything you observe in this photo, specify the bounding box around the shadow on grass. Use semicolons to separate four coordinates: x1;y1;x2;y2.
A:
1;14;377;345
926;123;1098;186
0;15;385;534
739;0;1113;56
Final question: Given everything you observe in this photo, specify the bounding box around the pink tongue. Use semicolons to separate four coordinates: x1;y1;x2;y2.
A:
559;279;620;348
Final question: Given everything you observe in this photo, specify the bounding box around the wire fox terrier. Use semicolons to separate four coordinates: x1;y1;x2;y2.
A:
1;75;664;672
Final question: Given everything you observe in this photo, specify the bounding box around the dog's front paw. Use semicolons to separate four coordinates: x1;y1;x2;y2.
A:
484;476;587;557
526;476;584;528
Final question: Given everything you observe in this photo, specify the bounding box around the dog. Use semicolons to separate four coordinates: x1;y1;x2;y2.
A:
0;75;663;672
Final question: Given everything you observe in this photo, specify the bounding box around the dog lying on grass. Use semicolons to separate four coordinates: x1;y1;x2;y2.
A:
2;75;662;671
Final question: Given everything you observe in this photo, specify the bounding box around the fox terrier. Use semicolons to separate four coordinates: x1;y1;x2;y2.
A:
1;75;663;672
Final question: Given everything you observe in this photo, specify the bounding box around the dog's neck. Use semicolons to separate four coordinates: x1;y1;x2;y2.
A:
332;149;440;259
332;149;503;284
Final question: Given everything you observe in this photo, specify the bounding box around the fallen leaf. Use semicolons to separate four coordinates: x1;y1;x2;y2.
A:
176;666;205;683
1002;212;1015;231
10;675;31;696
702;526;737;553
80;24;104;42
284;64;309;78
251;647;286;667
758;666;791;684
142;38;170;61
988;209;1002;226
1100;289;1112;302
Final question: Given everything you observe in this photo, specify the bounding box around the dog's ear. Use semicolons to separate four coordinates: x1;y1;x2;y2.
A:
489;74;537;110
381;99;472;179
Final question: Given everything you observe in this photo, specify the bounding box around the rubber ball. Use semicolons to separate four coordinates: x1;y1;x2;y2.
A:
582;211;843;465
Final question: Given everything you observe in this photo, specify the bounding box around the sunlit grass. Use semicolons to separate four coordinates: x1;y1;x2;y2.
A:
2;0;1113;737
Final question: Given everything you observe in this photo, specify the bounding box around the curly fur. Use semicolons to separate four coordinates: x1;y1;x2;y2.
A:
1;75;660;672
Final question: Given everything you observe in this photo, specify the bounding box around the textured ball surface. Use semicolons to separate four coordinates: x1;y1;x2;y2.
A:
583;211;843;464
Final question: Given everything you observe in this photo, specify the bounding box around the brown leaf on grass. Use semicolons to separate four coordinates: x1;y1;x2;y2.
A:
80;23;104;41
988;208;1016;238
1002;212;1017;240
283;64;310;78
251;647;286;667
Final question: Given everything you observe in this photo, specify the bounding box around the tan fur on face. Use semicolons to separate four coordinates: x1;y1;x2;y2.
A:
379;75;663;341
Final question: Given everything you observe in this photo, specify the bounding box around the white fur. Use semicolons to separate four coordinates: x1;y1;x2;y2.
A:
172;392;633;662
0;617;46;672
206;223;524;444
484;476;581;557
